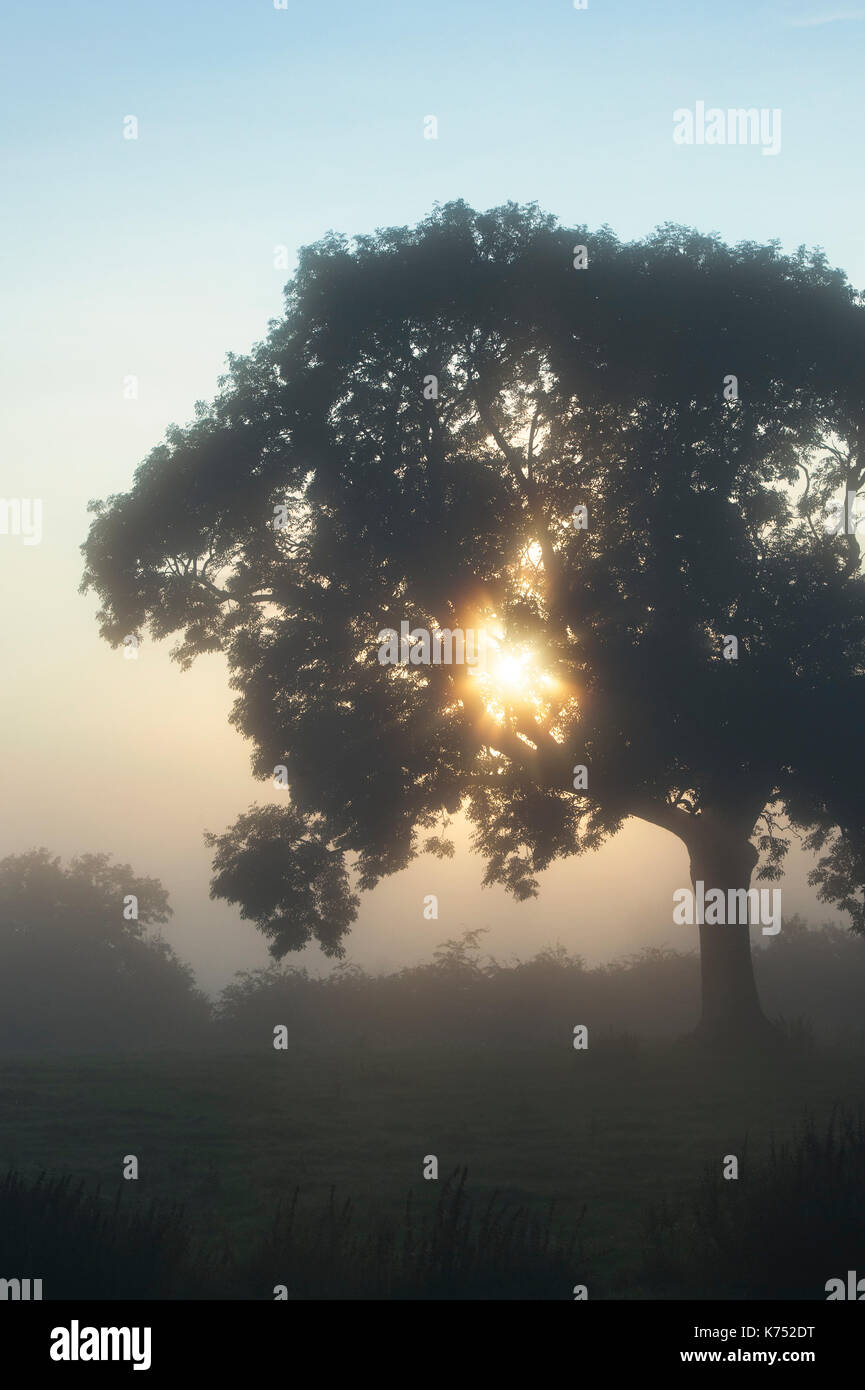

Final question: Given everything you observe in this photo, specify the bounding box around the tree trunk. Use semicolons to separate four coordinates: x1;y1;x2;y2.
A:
686;815;775;1045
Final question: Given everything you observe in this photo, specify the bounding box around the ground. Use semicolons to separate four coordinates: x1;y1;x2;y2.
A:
2;1035;864;1297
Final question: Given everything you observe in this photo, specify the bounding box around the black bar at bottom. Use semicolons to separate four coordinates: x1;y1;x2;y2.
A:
1;1298;859;1375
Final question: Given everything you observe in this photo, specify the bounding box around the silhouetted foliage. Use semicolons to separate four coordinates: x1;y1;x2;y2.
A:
0;850;210;1050
214;922;865;1048
81;202;865;1034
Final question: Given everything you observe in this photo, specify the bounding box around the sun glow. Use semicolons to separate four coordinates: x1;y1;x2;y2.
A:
494;649;534;695
469;625;560;724
459;540;565;726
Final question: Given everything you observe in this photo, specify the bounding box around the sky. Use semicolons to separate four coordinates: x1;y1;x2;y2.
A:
1;0;863;993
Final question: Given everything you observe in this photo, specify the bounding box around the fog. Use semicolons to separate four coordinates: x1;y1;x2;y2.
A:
0;499;830;995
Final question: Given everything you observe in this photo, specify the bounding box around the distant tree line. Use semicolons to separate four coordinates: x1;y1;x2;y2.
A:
0;850;209;1050
1;850;863;1051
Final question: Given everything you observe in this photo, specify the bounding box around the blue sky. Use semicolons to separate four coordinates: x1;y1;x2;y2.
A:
1;0;862;988
3;0;863;495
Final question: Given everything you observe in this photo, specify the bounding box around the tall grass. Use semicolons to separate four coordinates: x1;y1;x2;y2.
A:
0;1170;191;1299
0;1167;588;1300
5;1109;864;1299
643;1108;865;1299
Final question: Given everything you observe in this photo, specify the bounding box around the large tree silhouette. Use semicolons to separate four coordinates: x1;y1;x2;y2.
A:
81;202;865;1042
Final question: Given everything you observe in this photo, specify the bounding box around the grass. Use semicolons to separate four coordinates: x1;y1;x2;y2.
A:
643;1108;865;1300
2;1034;865;1296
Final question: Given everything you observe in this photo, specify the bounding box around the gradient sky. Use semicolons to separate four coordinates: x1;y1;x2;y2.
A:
1;0;862;993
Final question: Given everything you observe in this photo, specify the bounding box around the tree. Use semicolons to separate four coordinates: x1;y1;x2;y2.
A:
81;201;865;1044
0;849;209;1048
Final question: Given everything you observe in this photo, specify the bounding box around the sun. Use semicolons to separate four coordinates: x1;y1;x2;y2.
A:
459;541;562;722
467;627;559;722
493;649;534;696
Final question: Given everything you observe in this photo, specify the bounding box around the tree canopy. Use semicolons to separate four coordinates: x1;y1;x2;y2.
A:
81;202;865;972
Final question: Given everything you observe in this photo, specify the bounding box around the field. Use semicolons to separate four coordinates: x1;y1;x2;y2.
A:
3;1034;865;1297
